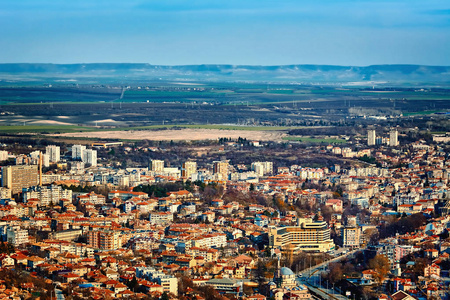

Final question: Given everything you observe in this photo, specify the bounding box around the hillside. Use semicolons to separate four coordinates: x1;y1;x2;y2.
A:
0;63;449;84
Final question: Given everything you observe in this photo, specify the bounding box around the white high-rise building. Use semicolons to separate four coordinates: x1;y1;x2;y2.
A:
72;145;86;160
29;151;49;167
367;129;376;146
251;161;273;176
150;160;164;172
6;226;28;246
82;149;97;167
46;145;60;163
389;129;399;147
23;185;73;206
182;161;197;179
0;151;8;161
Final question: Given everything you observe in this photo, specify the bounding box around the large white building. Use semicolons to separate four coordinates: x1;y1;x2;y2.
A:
191;233;227;248
6;226;28;246
251;161;273;176
29;151;49;167
269;218;335;253
82;149;97;167
72;145;86;160
23;185;72;206
389;129;399;147
150;160;165;172
342;226;361;248
0;151;8;161
182;161;197;179
1;165;39;195
367;129;376;146
149;211;173;225
45;145;60;163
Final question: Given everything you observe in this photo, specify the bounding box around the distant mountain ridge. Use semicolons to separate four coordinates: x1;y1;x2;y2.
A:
0;63;449;83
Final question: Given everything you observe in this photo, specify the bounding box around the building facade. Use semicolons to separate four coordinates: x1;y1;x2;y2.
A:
45;145;61;163
181;161;197;179
269;218;334;253
150;160;164;172
389;129;399;147
367;129;376;146
1;165;39;195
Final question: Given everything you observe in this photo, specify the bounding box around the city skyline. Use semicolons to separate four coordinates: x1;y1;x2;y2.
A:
1;0;450;66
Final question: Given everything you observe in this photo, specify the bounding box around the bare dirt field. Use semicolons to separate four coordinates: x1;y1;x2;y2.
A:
54;129;287;141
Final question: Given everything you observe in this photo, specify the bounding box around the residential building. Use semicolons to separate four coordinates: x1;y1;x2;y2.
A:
88;230;121;250
77;192;106;205
72;145;86;160
82;149;97;167
6;226;28;246
181;161;197;179
1;165;39;195
251;161;273;176
150;160;164;172
149;211;173;225
341;226;361;248
23;185;72;206
45;145;60;163
390;129;399;147
0;151;8;161
213;160;229;180
368;129;376;146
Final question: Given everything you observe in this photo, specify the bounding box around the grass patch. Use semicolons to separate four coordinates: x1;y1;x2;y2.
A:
0;125;98;133
0;124;309;134
267;90;294;94
403;110;444;116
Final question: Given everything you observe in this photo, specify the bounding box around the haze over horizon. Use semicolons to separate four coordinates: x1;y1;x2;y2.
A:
1;0;450;66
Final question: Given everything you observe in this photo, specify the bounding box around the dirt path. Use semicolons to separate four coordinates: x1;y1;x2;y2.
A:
54;128;287;141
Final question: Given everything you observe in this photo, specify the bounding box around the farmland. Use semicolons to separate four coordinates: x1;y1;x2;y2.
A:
0;76;450;141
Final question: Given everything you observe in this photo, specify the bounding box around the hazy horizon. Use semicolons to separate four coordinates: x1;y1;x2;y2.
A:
2;0;450;66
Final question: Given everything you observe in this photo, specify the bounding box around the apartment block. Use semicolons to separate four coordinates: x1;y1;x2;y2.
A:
181;161;197;179
45;145;60;163
88;230;121;250
150;160;164;172
1;165;39;195
23;185;72;206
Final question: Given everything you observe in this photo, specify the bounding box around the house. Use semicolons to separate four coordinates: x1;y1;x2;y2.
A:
391;290;416;300
424;263;440;278
325;199;343;213
246;294;266;300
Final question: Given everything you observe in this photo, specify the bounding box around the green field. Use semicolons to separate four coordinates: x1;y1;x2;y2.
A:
402;110;445;116
0;125;97;133
0;124;306;134
121;90;226;102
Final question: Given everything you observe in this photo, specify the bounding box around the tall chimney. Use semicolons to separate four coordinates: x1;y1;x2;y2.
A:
39;152;43;186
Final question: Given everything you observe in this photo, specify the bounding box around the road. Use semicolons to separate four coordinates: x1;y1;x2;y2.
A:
296;249;360;300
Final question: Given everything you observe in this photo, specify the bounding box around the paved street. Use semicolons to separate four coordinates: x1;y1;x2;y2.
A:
296;249;360;299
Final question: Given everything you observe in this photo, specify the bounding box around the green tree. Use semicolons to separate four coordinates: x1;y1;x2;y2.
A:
161;292;170;300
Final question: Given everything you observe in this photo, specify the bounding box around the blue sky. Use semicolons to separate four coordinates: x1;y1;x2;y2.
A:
1;0;450;66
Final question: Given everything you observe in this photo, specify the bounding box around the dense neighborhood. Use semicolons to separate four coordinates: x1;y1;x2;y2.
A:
0;128;449;300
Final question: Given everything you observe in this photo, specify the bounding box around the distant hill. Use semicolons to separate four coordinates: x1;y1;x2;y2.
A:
0;63;449;84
